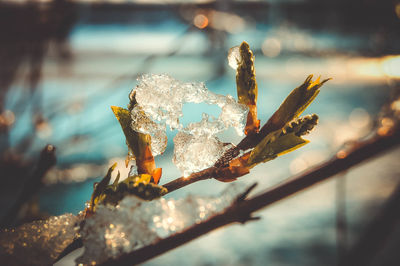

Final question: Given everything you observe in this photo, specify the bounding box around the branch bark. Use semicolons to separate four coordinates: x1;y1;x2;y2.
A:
163;167;218;193
100;127;400;266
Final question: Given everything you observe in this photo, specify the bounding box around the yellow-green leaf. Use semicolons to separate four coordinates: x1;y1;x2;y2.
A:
90;163;117;211
235;41;260;135
111;106;151;161
236;41;258;107
270;75;329;128
96;174;168;206
247;132;309;167
282;114;319;137
258;75;330;138
112;171;120;189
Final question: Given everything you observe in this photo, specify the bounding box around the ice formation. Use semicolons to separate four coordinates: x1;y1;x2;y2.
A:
130;105;167;156
0;214;81;265
173;132;233;177
227;45;241;69
76;183;248;265
130;74;248;176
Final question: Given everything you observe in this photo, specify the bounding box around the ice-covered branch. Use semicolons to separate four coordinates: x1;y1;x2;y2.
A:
102;126;400;266
163;112;319;193
163;75;328;192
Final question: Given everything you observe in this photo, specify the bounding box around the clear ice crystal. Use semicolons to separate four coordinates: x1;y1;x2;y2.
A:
132;74;248;135
0;214;81;265
220;95;249;135
227;45;241;69
131;74;248;175
184;113;223;137
130;107;167;156
76;183;248;265
128;163;138;177
173;132;233;177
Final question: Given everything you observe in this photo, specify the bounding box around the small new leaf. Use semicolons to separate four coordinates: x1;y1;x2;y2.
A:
111;106;151;160
97;174;168;206
236;41;260;135
259;75;330;137
89;163;117;212
111;105;158;177
247;114;319;167
283;114;319;136
247;132;308;167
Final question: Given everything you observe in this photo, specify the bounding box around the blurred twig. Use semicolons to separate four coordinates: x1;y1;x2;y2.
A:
335;173;347;265
0;144;56;228
339;182;400;266
54;236;83;264
102;127;400;265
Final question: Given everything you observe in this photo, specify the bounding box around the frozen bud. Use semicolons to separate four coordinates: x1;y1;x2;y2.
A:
131;74;248;174
131;106;167;156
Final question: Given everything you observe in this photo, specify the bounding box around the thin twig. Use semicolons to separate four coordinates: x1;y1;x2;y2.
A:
0;144;56;228
335;173;347;265
54;237;83;263
339;182;400;266
100;128;400;266
163;167;217;193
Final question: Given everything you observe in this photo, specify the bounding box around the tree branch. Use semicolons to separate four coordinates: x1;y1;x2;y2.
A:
0;144;56;228
163;167;217;193
339;181;400;266
100;127;400;266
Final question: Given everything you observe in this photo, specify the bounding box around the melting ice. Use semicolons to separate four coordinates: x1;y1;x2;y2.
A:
131;74;248;176
173;132;233;177
76;183;248;265
130;106;167;156
0;214;81;265
227;45;241;69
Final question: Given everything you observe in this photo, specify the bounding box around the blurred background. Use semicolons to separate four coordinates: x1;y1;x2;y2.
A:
1;0;400;265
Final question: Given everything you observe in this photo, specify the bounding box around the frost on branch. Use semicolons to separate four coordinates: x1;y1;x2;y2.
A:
0;214;81;265
77;183;248;265
131;74;248;176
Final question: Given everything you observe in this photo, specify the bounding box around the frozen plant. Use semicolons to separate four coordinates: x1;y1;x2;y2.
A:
86;41;329;214
1;41;328;266
131;73;248;176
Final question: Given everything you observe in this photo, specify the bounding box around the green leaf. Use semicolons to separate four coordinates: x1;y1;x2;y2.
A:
112;171;120;189
260;75;330;136
236;41;257;107
282;114;319;137
272;75;329;125
247;114;319;167
235;41;260;135
247;132;309;167
90;163;117;211
111;106;151;161
97;174;168;206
